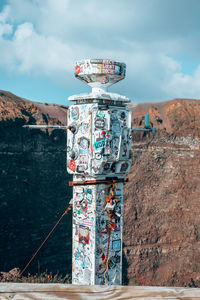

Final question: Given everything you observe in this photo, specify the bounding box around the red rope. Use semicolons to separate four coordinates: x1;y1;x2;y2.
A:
102;225;112;284
19;204;72;277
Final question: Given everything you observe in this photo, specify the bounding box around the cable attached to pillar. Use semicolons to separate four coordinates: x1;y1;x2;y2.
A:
102;226;111;284
19;203;73;278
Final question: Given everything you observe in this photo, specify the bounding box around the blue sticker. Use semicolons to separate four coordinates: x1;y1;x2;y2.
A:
81;104;87;112
112;239;121;251
79;149;88;155
96;110;105;118
71;107;79;120
75;249;80;260
94;139;105;150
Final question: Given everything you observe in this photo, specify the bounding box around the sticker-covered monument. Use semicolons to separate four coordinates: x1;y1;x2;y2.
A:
23;58;155;285
67;59;132;285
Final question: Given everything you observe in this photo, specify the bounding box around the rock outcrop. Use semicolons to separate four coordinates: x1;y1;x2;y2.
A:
123;99;200;287
0;91;72;276
1;91;200;287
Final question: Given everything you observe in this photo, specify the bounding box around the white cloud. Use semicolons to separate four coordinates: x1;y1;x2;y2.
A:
0;4;10;23
0;4;12;36
165;66;200;99
12;22;74;75
0;0;200;101
0;22;12;36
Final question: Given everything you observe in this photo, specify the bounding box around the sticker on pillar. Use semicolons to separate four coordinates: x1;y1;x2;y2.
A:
96;247;103;259
78;137;90;149
79;225;89;244
80;122;89;134
122;142;128;157
71;107;79;120
96;110;105;119
108;257;116;270
79;148;88;155
95;118;105;130
83;219;93;227
111;163;116;173
114;253;121;263
120;111;126;119
86;189;93;203
101;253;105;261
81;104;87;112
97;264;105;277
69;159;76;171
104;140;111;155
78;155;88;169
74;249;80;260
81;200;88;212
102;237;109;245
84;269;92;283
67;146;71;153
111;110;118;120
114;205;121;218
100;76;109;84
75;201;81;210
104;163;111;172
94;139;105;150
76;192;84;202
95;153;102;160
75;65;81;75
84;257;91;268
75;225;79;235
112;239;121;252
112;121;121;133
69;149;78;160
76;187;84;194
79;155;88;163
120;162;129;172
112;137;119;149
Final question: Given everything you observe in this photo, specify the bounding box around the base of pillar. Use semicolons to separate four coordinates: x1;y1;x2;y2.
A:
72;178;124;285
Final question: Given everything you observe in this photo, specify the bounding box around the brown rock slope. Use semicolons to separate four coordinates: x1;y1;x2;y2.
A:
0;90;68;125
123;99;200;287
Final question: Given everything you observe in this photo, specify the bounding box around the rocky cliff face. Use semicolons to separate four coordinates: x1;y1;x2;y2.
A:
1;91;200;287
123;99;200;287
0;91;72;276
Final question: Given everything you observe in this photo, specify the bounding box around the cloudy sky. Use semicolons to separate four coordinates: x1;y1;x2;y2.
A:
0;0;200;105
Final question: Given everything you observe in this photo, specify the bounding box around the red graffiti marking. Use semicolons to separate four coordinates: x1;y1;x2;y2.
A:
75;65;81;75
69;159;76;171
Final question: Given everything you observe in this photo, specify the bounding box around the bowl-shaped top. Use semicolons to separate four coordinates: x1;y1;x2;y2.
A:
75;59;126;88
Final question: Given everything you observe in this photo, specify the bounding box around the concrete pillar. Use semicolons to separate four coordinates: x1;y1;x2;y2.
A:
67;59;132;285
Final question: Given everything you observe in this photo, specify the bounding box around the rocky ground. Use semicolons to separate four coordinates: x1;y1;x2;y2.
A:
0;91;200;286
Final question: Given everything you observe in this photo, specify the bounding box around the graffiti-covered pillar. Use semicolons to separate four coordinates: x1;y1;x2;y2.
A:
67;59;132;285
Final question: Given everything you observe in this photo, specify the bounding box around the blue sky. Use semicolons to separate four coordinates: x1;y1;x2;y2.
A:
0;0;200;105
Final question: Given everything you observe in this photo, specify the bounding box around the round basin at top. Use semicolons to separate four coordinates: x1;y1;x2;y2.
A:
75;59;126;89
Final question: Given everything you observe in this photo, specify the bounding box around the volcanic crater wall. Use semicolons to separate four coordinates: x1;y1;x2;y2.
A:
124;99;200;287
1;91;200;287
0;91;72;276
